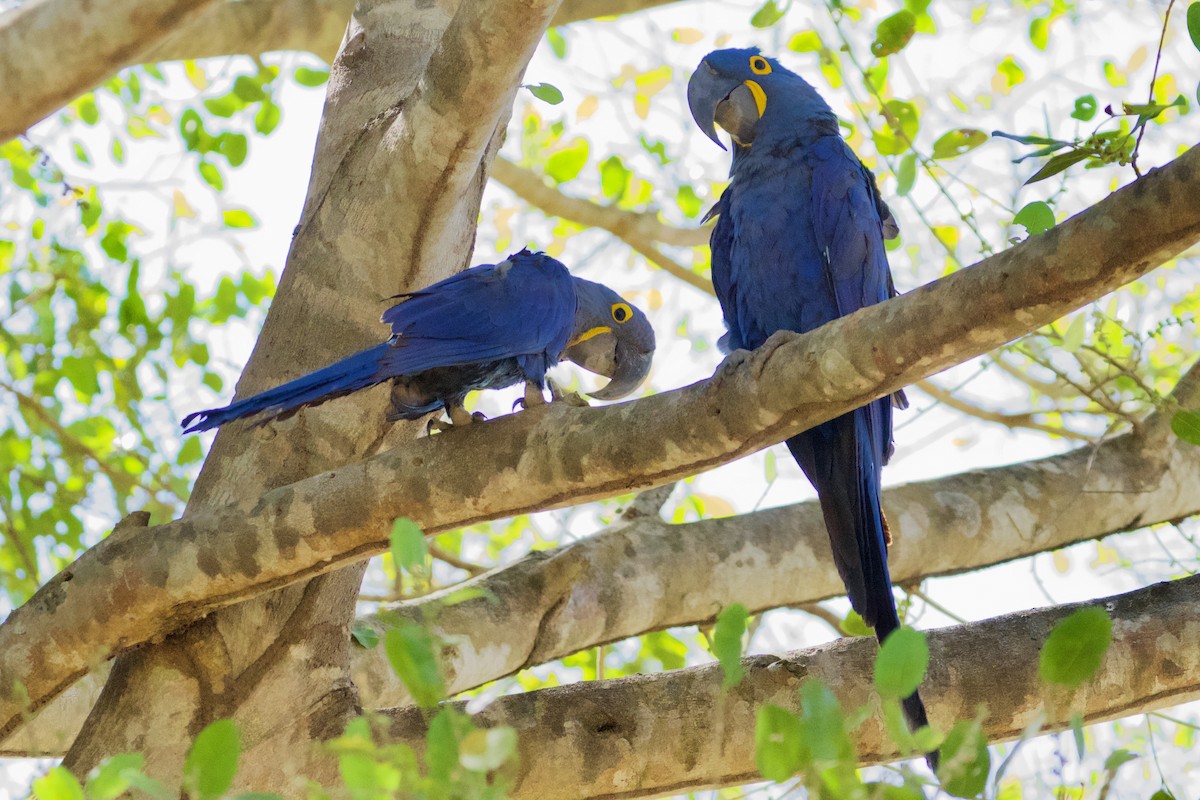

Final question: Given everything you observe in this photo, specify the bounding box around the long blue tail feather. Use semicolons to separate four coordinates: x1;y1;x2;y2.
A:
181;343;392;433
786;404;936;770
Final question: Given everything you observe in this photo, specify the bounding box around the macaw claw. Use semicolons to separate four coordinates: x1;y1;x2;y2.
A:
426;406;487;435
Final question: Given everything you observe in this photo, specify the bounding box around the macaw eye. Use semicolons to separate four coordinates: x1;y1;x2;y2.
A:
749;55;771;75
611;302;632;323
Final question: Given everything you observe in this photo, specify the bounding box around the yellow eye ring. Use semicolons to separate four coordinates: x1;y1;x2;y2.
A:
611;302;633;323
749;55;772;75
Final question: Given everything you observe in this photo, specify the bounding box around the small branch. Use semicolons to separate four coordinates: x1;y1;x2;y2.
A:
1130;0;1177;177
914;379;1093;441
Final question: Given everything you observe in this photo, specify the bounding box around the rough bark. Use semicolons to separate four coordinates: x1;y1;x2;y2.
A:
44;0;563;790
380;575;1200;800
3;143;1199;755
0;0;685;142
12;421;1200;756
0;0;222;142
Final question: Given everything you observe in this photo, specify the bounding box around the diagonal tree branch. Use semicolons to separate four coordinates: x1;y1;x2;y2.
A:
380;575;1200;800
1;143;1198;748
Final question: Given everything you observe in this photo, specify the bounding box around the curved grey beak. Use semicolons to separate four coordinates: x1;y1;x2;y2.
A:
564;337;655;402
687;60;761;148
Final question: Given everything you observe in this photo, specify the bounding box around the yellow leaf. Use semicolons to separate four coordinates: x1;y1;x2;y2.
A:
613;63;639;87
1052;550;1070;574
693;493;735;518
184;60;207;90
172;190;196;219
634;93;650;120
1126;45;1146;73
148;107;172;125
576;95;598;120
672;27;704;44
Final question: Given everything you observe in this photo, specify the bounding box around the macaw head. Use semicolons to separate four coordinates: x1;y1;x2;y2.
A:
687;47;834;149
564;278;656;401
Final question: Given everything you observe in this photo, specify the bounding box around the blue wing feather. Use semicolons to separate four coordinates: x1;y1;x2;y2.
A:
182;252;576;433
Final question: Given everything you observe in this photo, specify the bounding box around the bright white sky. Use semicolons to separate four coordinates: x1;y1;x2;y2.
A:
3;0;1199;796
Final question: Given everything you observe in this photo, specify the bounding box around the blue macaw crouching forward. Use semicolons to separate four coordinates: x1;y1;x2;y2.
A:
182;250;655;433
688;48;936;767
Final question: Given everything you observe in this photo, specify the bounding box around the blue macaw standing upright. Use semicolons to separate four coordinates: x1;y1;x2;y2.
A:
688;48;935;766
182;250;655;433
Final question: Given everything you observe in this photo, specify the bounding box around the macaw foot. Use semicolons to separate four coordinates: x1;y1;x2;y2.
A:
426;405;487;435
548;377;590;407
712;348;753;389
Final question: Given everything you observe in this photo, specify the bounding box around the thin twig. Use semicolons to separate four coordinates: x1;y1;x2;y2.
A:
916;379;1093;441
1131;0;1177;177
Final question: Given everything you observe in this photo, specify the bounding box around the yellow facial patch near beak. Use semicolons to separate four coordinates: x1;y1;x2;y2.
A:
743;79;767;117
568;325;611;347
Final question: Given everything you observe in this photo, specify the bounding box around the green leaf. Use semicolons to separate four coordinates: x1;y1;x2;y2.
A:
525;82;564;105
1039;607;1113;687
78;95;100;125
874;100;919;155
599;156;631;200
351;621;380;649
874;627;929;699
1060;314;1086;352
755;704;803;782
1024;149;1091;185
426;709;461;783
100;221;130;262
840;609;874;637
1171;409;1200;445
1188;2;1200;53
220;133;248;167
931;128;987;160
199;161;224;191
750;0;787;28
233;75;266;102
33;767;85;800
1071;94;1097;122
183;719;241;800
547;27;567;59
1029;16;1051;50
798;679;850;762
896;153;917;196
223;209;256;228
459;726;517;772
255;101;281;135
676;185;701;219
203;93;243;118
712;602;748;688
1103;747;1137;771
86;753;146;800
939;720;990;797
545;138;589;183
1150;790;1178;800
390;517;428;575
294;66;330;87
1013;200;1055;236
788;30;822;52
384;622;444;707
871;11;917;58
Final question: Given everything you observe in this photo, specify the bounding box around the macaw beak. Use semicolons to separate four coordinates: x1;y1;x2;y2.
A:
688;60;763;149
564;336;654;401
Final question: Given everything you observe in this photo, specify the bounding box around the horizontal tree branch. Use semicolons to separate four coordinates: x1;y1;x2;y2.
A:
381;575;1200;800
1;143;1198;746
1;0;687;143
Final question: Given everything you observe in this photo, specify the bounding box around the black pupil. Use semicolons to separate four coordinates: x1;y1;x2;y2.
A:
753;58;764;70
615;307;627;321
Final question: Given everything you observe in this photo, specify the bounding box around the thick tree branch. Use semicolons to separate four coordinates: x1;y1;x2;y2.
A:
2;144;1198;747
0;0;688;142
380;576;1200;800
12;423;1200;755
0;0;223;142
